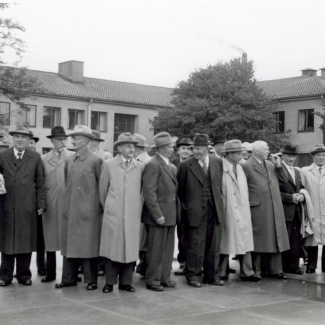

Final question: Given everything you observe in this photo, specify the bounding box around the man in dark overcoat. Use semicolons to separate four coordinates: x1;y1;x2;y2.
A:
0;125;46;286
177;134;224;288
242;141;290;279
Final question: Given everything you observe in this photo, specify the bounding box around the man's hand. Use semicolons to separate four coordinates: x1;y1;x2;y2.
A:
37;208;44;215
292;193;304;204
156;216;165;225
271;154;282;167
297;193;305;203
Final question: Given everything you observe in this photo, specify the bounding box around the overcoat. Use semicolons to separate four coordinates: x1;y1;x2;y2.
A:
41;149;74;251
99;155;144;263
242;157;289;253
61;150;102;258
94;147;112;161
0;147;46;254
300;163;325;246
220;158;254;255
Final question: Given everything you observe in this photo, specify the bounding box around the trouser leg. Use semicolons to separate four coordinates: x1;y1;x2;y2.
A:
98;257;106;273
61;257;79;284
105;259;119;285
218;254;229;277
161;226;175;284
177;223;185;265
46;251;56;278
146;225;166;286
36;216;46;273
119;262;134;285
321;246;325;272
136;223;147;276
0;253;15;283
239;253;254;277
82;258;98;284
16;253;32;282
306;246;318;270
251;252;262;276
268;253;283;274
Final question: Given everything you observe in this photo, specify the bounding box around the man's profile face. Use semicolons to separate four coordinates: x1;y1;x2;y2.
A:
13;134;30;151
282;154;296;167
51;137;67;153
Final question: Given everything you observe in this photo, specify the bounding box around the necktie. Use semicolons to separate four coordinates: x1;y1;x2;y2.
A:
17;152;22;164
201;160;208;175
233;165;237;179
289;166;296;184
319;167;322;175
125;160;129;168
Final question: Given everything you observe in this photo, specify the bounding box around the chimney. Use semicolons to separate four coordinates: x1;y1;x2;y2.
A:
242;52;247;64
320;68;325;79
301;68;317;78
58;60;84;83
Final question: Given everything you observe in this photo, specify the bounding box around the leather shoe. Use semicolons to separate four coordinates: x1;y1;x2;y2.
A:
55;282;77;289
146;285;164;291
162;281;176;288
306;268;316;274
87;283;97;290
174;269;185;276
269;273;287;279
240;275;262;282
228;268;236;274
119;284;135;292
203;279;224;286
18;279;32;286
187;280;201;288
0;280;10;287
38;269;46;276
41;276;56;283
102;284;113;293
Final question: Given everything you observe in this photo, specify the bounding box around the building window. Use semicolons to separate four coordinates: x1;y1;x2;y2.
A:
114;114;137;154
20;105;36;127
0;102;10;125
91;111;107;132
43;107;61;128
68;109;85;130
274;111;285;133
298;109;314;132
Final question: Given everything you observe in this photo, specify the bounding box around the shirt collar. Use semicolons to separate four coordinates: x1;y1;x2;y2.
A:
282;161;294;170
157;153;170;166
14;147;25;159
120;155;132;164
253;157;263;165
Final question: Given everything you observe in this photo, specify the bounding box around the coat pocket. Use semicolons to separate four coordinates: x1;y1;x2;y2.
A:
249;200;260;207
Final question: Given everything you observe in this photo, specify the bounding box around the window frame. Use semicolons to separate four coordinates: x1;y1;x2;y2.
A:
0;102;10;126
91;111;108;132
274;111;285;133
43;106;61;129
21;104;37;127
68;108;86;130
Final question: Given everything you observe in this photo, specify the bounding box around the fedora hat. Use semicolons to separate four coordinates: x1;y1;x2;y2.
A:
280;144;299;155
310;144;325;155
153;132;177;148
133;133;149;148
9;124;32;136
47;126;68;139
224;140;242;153
92;130;104;142
193;134;212;146
29;131;39;143
114;132;139;149
212;134;227;145
177;138;193;148
68;125;96;139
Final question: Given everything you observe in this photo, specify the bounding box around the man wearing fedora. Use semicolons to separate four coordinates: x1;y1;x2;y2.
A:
213;134;227;159
142;131;178;292
133;133;151;277
275;144;304;275
241;141;290;279
0;125;46;286
99;133;144;293
219;140;261;282
55;125;102;291
177;134;224;287
28;131;39;152
40;126;74;282
89;129;112;161
300;144;325;273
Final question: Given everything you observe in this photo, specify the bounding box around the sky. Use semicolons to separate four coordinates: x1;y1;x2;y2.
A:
3;0;325;88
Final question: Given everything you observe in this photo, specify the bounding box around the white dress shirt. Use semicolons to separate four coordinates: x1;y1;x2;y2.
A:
282;161;296;184
157;153;170;166
13;148;25;159
198;154;209;168
120;155;132;165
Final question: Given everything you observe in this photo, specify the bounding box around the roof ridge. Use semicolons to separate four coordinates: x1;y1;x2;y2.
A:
257;76;303;83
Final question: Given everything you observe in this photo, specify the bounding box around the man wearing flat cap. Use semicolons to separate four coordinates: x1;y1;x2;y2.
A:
99;133;144;293
133;133;151;277
300;144;325;273
177;134;224;287
88;129;112;161
40;126;74;282
56;125;102;291
142;131;178;292
0;125;46;286
275;144;304;275
219;140;261;282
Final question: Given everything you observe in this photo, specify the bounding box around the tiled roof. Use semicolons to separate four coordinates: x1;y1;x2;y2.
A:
257;76;325;100
11;68;174;108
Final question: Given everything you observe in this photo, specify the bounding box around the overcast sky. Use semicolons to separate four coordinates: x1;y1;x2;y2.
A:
4;0;325;88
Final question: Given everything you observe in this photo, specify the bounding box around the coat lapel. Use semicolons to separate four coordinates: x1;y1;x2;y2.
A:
156;155;176;184
189;158;204;186
282;165;296;188
252;158;268;178
7;147;18;168
223;158;238;185
19;150;32;170
310;163;321;179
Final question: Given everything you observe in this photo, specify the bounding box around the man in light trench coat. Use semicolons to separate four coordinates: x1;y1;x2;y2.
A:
55;125;102;291
99;133;144;293
219;140;261;282
41;126;74;282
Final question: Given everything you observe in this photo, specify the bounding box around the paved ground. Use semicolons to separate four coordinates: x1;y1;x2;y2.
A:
1;254;325;325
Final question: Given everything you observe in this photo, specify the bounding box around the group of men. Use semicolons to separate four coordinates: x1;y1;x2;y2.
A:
0;123;324;294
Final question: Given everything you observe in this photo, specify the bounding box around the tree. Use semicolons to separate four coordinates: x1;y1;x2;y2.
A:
0;4;43;140
152;57;289;151
313;95;325;145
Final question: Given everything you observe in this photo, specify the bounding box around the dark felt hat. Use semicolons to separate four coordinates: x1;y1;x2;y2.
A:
280;144;299;155
47;126;68;139
177;138;193;148
29;131;39;143
193;134;212;146
92;130;104;142
212;134;227;145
